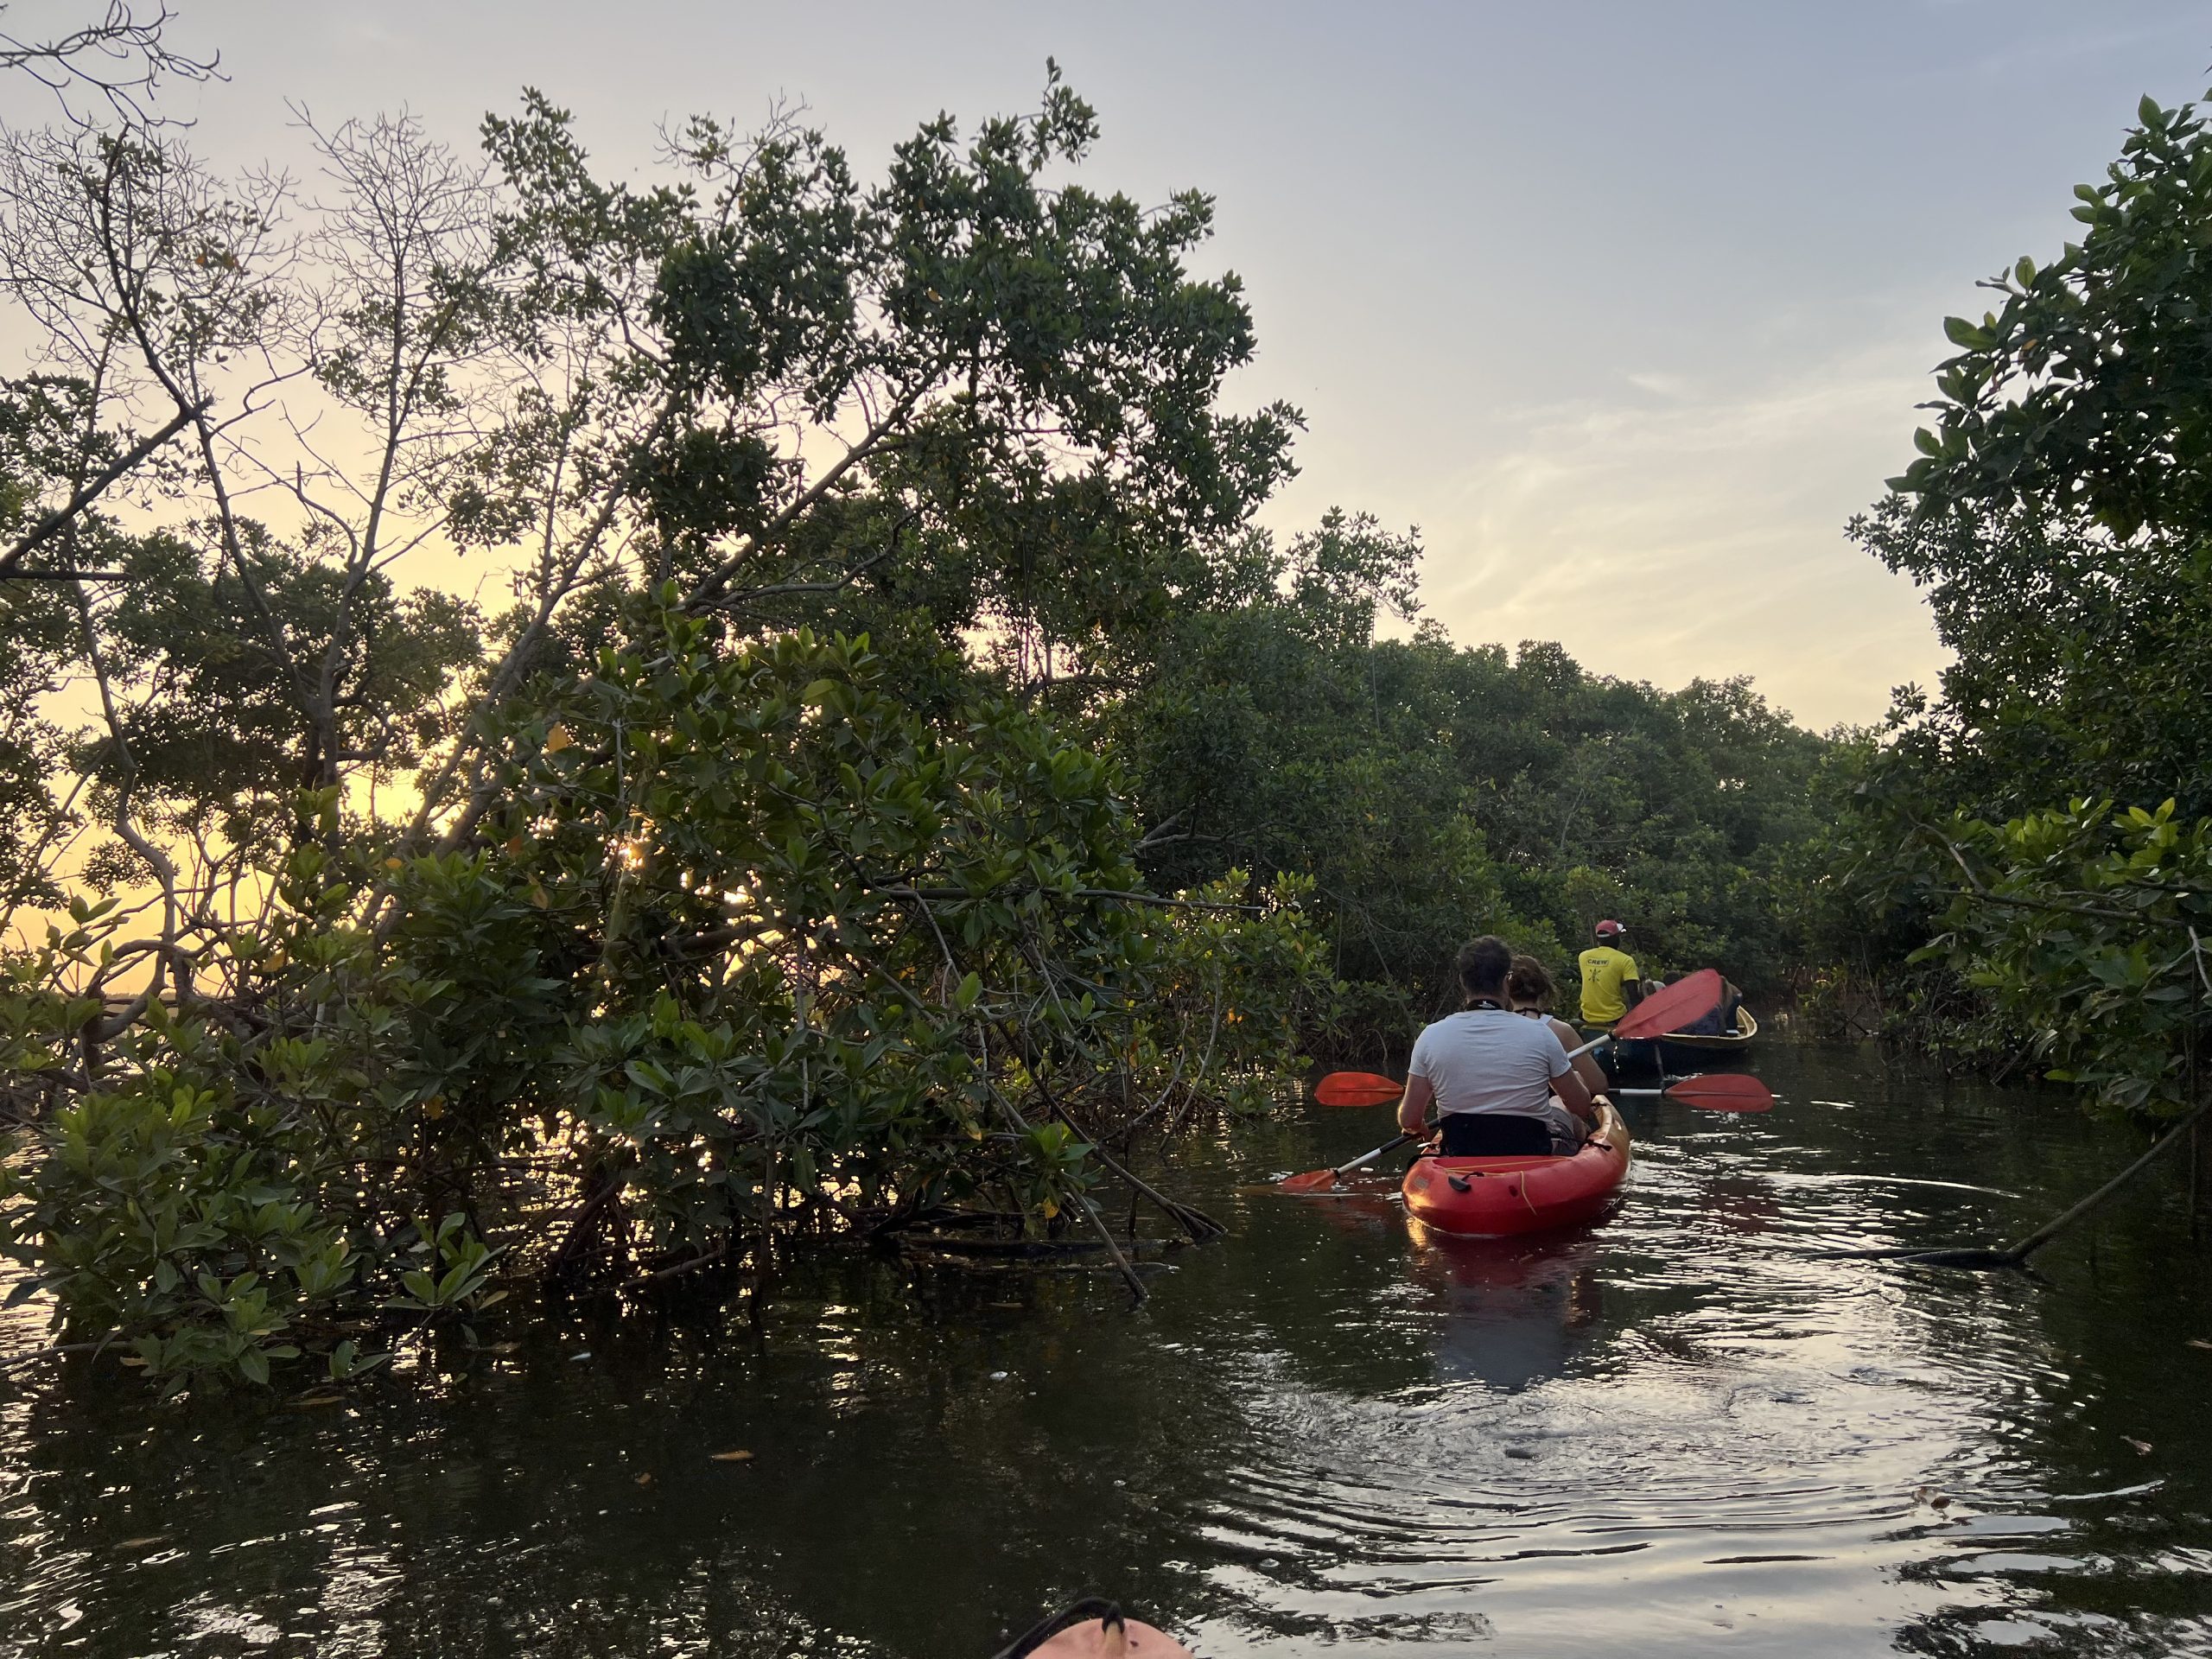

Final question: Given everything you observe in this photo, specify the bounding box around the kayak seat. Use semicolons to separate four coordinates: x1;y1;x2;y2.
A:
1436;1113;1558;1158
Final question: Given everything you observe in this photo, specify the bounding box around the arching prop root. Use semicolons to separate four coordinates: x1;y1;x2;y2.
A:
1079;1138;1226;1243
1821;1096;2212;1272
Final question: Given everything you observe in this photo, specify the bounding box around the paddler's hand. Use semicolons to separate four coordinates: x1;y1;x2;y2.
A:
1397;1074;1437;1135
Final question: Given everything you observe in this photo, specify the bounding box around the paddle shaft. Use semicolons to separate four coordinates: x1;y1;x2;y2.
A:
1330;1130;1420;1179
1612;1075;1776;1112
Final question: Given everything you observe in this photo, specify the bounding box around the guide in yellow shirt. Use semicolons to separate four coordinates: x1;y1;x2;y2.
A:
1577;919;1643;1026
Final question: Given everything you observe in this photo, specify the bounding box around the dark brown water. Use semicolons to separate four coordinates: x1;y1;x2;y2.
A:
5;1043;2212;1657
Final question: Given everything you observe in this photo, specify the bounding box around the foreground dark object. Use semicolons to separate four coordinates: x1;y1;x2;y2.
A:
993;1600;1194;1659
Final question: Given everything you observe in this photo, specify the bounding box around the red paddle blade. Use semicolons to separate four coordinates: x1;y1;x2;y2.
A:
1314;1071;1403;1107
1667;1073;1774;1112
1277;1168;1341;1192
1614;968;1723;1040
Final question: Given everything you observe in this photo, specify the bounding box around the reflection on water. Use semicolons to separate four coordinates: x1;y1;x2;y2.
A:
1407;1230;1603;1392
4;1044;2212;1657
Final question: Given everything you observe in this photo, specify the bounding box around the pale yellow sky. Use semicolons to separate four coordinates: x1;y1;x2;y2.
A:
7;0;2208;729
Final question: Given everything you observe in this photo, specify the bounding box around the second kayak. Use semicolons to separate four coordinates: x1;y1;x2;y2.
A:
1402;1103;1631;1237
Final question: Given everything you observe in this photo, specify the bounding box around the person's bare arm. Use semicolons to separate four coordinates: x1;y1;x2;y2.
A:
1551;1017;1608;1100
1622;969;1643;1007
1398;1074;1435;1137
1552;1065;1597;1125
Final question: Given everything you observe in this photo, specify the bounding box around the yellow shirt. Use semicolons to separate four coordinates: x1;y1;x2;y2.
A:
1578;944;1640;1024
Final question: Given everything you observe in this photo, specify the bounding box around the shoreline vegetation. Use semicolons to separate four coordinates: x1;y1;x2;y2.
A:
1;12;2208;1393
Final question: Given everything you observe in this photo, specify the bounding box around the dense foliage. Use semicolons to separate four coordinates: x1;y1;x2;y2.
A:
1;620;1327;1387
1834;86;2212;1108
1097;514;1826;1046
0;74;1332;1389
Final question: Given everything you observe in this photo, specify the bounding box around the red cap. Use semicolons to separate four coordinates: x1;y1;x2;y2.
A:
1594;919;1624;938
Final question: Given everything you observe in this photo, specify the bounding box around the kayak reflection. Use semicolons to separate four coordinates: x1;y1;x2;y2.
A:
1404;1225;1605;1393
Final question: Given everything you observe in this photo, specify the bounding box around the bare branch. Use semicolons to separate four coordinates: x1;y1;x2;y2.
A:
679;365;947;612
0;395;205;579
0;3;219;128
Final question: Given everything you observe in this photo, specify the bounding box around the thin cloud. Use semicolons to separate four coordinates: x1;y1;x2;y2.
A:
1411;340;1948;729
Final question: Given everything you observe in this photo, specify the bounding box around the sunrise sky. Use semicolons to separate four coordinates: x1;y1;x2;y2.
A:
7;0;2209;728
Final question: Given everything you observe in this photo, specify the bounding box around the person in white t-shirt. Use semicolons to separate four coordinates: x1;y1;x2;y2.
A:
1398;936;1599;1157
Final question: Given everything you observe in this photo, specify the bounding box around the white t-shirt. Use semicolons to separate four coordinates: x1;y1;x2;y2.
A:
1408;1007;1573;1117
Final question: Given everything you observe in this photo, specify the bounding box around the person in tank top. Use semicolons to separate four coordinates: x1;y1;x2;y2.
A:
1507;953;1613;1109
1399;937;1598;1157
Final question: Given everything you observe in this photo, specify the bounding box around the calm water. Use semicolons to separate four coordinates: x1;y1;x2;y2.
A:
5;1043;2212;1658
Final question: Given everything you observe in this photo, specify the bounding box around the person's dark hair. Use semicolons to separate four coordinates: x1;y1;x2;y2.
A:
1506;954;1555;1010
1455;936;1513;1002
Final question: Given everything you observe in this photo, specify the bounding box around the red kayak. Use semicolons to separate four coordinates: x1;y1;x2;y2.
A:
1401;1103;1631;1237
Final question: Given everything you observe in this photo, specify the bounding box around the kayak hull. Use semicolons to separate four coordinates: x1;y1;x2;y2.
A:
1401;1103;1630;1238
1656;1006;1758;1075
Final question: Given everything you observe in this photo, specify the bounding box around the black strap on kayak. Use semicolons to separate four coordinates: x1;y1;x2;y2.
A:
993;1599;1125;1659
